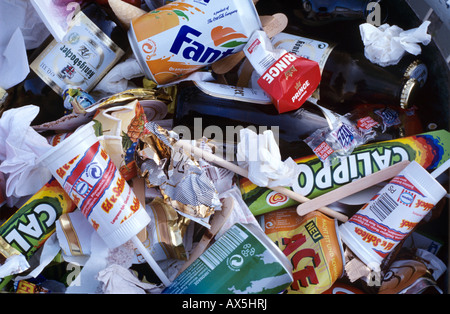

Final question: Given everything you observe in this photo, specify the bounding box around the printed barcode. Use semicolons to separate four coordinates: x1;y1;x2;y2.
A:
370;193;398;221
260;56;277;71
200;225;248;270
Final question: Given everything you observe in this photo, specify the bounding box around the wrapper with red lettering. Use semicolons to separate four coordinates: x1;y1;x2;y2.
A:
39;122;151;249
257;53;321;113
261;208;345;294
244;30;321;114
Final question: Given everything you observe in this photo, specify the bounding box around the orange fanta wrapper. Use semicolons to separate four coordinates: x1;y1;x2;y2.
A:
262;208;345;294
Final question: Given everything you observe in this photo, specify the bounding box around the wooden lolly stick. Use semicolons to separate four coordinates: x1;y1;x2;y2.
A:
296;160;411;217
176;197;234;276
174;140;348;222
212;13;288;75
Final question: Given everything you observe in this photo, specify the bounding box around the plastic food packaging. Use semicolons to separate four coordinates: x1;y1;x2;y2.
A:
240;130;450;216
0;178;77;278
38;121;171;286
260;208;344;294
339;161;448;270
162;223;293;294
244;30;321;113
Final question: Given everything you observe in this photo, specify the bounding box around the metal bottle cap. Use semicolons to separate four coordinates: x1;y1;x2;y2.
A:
400;78;419;109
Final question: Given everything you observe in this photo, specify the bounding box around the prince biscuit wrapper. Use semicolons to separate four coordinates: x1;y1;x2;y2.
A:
240;130;450;216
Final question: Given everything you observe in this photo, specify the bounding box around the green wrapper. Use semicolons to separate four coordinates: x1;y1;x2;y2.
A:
240;130;450;216
0;178;76;260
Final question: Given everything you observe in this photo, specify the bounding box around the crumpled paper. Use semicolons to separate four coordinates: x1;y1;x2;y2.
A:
137;122;222;224
236;128;301;188
92;57;144;99
0;254;29;279
360;21;431;67
0;0;49;90
97;264;163;294
0;105;52;206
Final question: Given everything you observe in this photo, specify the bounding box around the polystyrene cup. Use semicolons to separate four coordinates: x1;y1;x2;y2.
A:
39;122;150;248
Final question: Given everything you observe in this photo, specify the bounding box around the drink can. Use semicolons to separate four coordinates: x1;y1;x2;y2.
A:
339;161;447;270
128;0;262;85
162;223;293;294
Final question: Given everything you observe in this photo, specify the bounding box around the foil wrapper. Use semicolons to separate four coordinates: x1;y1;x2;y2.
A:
136;122;221;220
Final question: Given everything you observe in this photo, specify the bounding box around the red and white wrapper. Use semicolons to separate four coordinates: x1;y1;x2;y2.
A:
244;30;321;113
39;122;150;248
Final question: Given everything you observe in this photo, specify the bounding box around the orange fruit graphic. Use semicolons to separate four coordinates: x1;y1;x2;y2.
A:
211;26;248;47
132;2;200;42
133;11;181;42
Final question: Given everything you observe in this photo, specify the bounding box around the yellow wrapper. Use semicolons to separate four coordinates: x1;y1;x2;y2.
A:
262;209;345;294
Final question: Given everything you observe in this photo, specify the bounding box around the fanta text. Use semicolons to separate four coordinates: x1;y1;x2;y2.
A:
170;25;235;64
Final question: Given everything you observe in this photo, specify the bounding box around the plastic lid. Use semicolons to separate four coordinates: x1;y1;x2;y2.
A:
406;161;447;204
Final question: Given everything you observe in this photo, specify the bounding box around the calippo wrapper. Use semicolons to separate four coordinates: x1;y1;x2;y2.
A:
261;209;344;294
137;122;221;220
0;178;77;260
240;130;450;216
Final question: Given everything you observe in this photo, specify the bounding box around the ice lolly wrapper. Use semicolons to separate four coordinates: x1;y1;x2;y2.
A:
240;130;450;216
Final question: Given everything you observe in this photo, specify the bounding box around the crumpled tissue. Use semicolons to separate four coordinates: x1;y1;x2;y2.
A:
97;264;163;294
92;57;144;99
0;105;52;206
360;21;431;67
236;128;301;188
0;0;49;90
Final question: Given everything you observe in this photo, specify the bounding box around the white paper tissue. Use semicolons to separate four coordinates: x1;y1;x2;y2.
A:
237;128;300;188
0;105;52;206
360;21;432;67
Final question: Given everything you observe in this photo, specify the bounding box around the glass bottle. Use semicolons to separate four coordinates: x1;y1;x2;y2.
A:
173;82;422;159
270;31;428;115
256;0;387;27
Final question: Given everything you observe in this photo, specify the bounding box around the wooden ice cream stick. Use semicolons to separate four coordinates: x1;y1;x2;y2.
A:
174;140;348;222
296;160;411;217
108;0;147;28
176;197;234;276
212;13;288;75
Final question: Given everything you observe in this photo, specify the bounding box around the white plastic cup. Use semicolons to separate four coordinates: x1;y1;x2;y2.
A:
339;161;447;270
39;122;150;248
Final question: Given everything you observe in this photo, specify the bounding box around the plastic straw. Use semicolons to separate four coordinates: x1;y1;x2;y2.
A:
132;236;171;287
431;158;450;179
